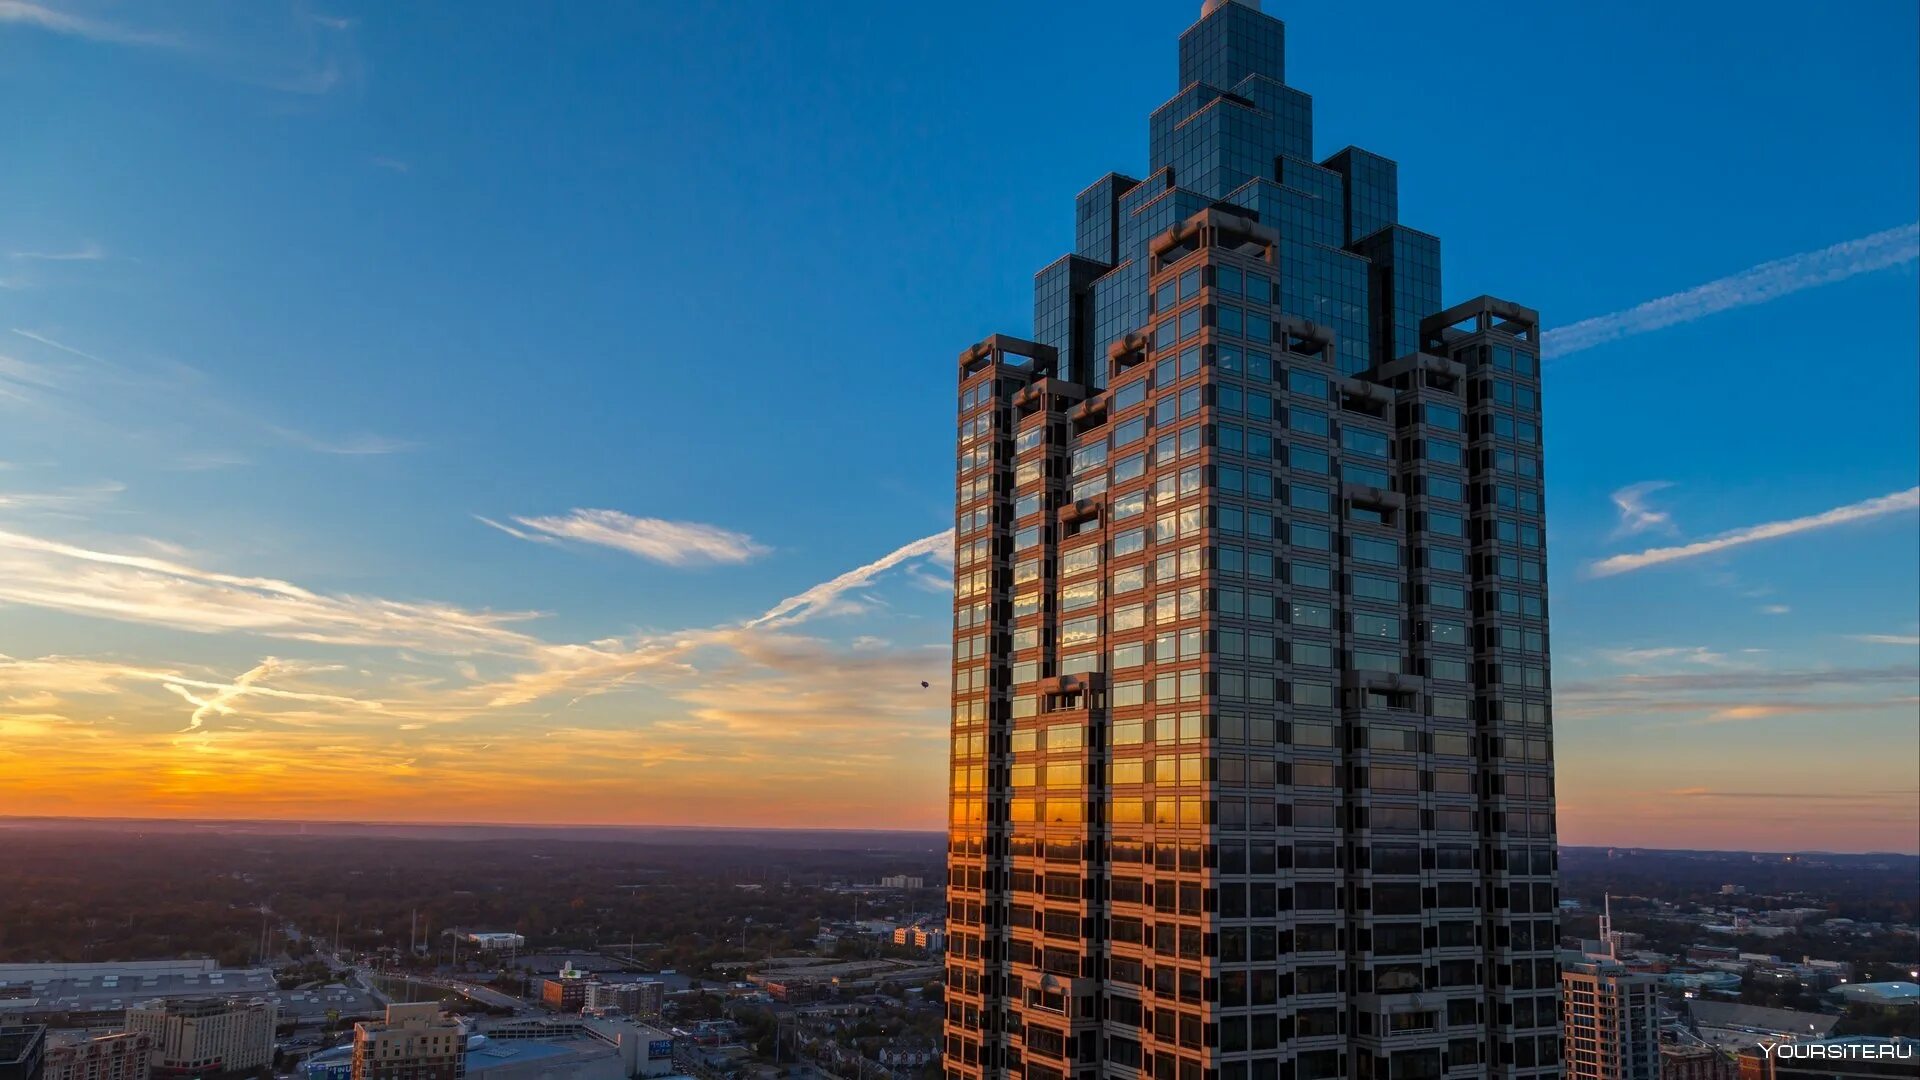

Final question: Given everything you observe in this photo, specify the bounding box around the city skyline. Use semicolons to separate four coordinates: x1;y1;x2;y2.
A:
1;0;1917;854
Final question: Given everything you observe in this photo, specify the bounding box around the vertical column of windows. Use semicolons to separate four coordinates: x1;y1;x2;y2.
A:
1458;335;1558;1080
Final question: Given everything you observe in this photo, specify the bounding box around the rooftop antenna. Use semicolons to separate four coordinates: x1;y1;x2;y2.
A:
1601;893;1617;960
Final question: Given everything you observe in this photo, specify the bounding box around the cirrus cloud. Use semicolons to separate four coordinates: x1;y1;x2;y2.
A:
1544;223;1920;358
0;524;542;654
478;508;769;567
1589;486;1920;577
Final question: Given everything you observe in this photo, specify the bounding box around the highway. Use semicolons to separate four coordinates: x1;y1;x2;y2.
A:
368;970;536;1016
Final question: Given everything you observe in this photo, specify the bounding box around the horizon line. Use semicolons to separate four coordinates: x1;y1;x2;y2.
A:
2;813;1914;857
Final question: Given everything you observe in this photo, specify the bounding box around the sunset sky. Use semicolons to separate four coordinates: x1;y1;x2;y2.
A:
1;0;1916;852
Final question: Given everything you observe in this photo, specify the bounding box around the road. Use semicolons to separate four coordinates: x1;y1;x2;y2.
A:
440;978;533;1014
369;971;535;1016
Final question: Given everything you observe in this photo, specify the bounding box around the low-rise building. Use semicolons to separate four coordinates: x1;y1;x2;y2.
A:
299;1046;353;1080
890;926;945;953
877;1045;937;1068
540;966;594;1013
0;964;276;1028
1685;1000;1839;1051
1830;981;1920;1010
463;1039;619;1080
463;1018;675;1080
351;1004;463;1080
1662;1044;1737;1080
126;997;277;1077
463;934;525;953
475;1018;584;1044
581;984;661;1019
43;1032;151;1080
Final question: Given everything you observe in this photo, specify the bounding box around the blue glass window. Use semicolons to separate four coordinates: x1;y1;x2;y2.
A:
1341;462;1390;489
1289;407;1328;436
1350;536;1398;565
1288;369;1328;399
1340;428;1389;459
1290;483;1330;512
1290;523;1331;551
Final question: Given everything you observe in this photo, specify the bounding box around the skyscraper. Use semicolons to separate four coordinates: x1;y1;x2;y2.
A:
946;4;1558;1080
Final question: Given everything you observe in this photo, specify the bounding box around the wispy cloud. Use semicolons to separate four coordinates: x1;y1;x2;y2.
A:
1850;633;1920;647
0;245;109;290
1555;662;1920;730
267;426;416;456
1668;787;1918;802
0;1;180;48
1759;604;1791;616
7;241;106;262
0;480;125;513
1596;645;1729;668
0;351;63;395
6;330;415;457
162;656;352;732
477;529;954;708
1609;480;1676;538
1559;664;1920;697
0;2;356;96
0;524;543;653
1589;486;1920;577
370;157;410;174
11;328;111;365
1545;223;1920;358
750;529;953;628
1689;698;1919;725
479;509;769;567
0;523;961;826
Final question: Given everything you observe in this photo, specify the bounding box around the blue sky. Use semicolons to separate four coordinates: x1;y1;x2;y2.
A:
0;0;1915;848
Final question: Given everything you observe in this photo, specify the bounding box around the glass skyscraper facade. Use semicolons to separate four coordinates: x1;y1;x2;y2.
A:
948;5;1557;1080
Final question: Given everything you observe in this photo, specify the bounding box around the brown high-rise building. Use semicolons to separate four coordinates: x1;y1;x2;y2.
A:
944;4;1558;1080
1560;959;1656;1080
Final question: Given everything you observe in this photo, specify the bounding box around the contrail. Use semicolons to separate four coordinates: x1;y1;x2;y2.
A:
1544;223;1919;358
1589;487;1920;577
